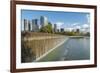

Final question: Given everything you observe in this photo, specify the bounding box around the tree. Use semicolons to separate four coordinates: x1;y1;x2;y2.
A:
40;22;53;33
84;32;90;36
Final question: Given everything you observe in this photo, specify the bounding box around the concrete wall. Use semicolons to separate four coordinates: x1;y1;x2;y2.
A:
21;33;67;62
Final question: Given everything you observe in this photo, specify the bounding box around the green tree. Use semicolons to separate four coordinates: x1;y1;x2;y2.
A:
40;22;53;33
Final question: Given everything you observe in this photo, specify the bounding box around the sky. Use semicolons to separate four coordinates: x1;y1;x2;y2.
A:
21;9;90;32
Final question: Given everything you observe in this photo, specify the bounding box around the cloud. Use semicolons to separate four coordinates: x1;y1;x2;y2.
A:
56;22;64;26
75;25;81;29
82;24;89;28
80;24;90;32
72;23;79;26
56;22;64;29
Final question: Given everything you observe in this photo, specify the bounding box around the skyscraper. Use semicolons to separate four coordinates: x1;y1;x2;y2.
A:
32;19;39;32
23;19;32;32
54;24;57;32
40;16;48;27
28;20;31;31
23;19;28;31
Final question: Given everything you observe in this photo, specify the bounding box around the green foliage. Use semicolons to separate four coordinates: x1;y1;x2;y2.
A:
84;32;90;36
56;31;90;36
40;23;53;33
56;31;83;36
65;32;76;36
57;31;77;36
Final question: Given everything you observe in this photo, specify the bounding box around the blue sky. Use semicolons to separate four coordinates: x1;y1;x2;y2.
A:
21;9;90;32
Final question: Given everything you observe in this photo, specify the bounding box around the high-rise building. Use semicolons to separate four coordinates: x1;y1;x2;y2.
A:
54;24;57;32
76;29;80;33
23;19;28;31
32;19;39;32
28;20;31;31
60;28;64;32
23;19;32;32
57;29;60;32
40;16;48;27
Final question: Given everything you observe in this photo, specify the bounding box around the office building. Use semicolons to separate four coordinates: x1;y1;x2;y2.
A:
60;28;64;32
76;29;80;33
23;19;32;32
54;24;57;32
32;19;39;32
23;19;28;31
40;16;48;27
28;20;31;31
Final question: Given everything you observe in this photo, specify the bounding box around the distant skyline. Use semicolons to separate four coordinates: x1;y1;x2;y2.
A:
21;9;90;32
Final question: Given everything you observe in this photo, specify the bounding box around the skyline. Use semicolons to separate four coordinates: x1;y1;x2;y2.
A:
21;9;90;32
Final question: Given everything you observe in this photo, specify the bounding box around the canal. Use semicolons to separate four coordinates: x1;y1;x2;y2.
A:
37;37;90;62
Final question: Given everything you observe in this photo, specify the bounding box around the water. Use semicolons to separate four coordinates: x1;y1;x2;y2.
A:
38;37;90;62
61;37;90;60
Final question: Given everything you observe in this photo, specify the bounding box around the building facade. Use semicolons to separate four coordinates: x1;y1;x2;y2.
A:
54;24;57;32
60;28;64;32
28;20;31;31
32;19;39;32
23;19;29;31
40;16;48;27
